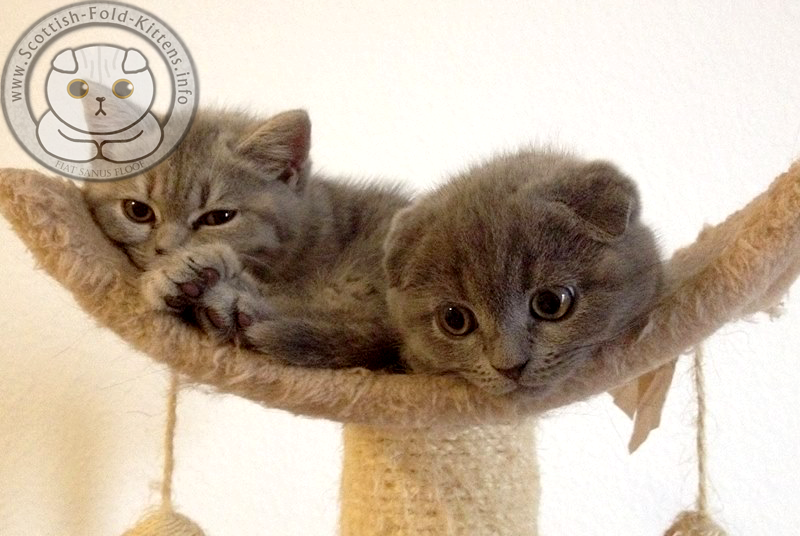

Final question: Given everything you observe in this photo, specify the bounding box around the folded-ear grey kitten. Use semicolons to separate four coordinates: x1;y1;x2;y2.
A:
383;150;663;396
84;108;408;370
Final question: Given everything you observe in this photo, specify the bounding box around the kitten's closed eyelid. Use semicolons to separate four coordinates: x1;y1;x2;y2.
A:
194;209;238;228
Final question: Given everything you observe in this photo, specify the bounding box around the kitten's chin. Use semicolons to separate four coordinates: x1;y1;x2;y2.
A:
461;369;520;396
516;359;581;396
461;361;577;397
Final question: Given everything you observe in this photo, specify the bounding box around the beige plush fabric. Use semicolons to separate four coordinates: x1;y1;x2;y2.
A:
1;164;799;535
1;165;798;427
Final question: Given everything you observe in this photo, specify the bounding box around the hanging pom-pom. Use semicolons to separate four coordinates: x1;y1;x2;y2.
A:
122;374;207;535
662;348;729;536
122;508;206;535
663;510;727;536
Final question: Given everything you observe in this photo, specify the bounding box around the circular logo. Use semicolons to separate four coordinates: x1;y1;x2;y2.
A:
1;1;198;180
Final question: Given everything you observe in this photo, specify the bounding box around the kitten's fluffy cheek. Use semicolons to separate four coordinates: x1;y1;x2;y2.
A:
233;218;281;252
127;245;158;270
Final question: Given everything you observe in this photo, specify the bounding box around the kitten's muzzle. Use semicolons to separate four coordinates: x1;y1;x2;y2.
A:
490;340;531;382
494;362;527;382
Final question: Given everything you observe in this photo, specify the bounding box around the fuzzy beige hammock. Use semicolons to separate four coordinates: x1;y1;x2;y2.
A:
1;162;800;535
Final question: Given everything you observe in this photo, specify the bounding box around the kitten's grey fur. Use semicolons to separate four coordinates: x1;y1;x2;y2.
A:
85;113;661;396
383;150;663;396
84;109;408;370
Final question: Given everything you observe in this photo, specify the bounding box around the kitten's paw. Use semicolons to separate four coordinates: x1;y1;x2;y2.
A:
194;283;273;343
141;243;242;313
141;243;272;343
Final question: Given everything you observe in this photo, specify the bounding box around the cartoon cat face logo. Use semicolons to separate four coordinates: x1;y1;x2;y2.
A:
47;45;155;134
37;45;163;163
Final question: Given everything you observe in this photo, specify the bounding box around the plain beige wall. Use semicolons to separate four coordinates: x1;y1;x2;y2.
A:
1;1;799;534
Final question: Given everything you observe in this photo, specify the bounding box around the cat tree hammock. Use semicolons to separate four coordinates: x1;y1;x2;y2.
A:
1;160;800;535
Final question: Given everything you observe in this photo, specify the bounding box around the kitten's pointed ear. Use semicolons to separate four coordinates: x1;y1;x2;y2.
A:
236;110;311;189
551;161;640;240
52;49;78;73
122;49;148;73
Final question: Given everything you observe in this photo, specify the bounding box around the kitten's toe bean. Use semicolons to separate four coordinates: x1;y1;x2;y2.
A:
142;269;190;312
200;267;220;286
194;286;238;340
204;308;229;330
237;311;253;328
142;244;244;313
193;281;269;342
179;280;203;298
164;295;190;311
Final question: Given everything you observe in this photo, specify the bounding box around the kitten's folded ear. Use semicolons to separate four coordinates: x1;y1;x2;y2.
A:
383;204;425;289
549;161;641;241
236;110;311;190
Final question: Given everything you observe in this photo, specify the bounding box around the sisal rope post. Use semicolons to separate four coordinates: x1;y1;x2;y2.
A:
122;372;207;536
340;419;539;535
663;347;727;536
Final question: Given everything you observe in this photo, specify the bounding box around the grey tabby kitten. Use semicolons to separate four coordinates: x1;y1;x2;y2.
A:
84;109;408;370
383;150;663;396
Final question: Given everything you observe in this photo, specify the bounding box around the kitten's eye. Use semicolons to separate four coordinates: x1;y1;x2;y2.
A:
67;79;89;99
122;199;155;223
530;286;575;321
197;210;237;227
112;79;134;99
435;304;478;337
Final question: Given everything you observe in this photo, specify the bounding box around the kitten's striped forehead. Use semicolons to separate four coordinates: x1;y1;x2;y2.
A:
141;115;250;217
144;155;218;219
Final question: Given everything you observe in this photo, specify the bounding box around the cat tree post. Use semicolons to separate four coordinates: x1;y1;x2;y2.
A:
340;421;538;535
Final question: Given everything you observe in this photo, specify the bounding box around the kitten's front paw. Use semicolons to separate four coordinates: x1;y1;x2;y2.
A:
142;243;241;311
142;244;271;342
194;282;272;343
